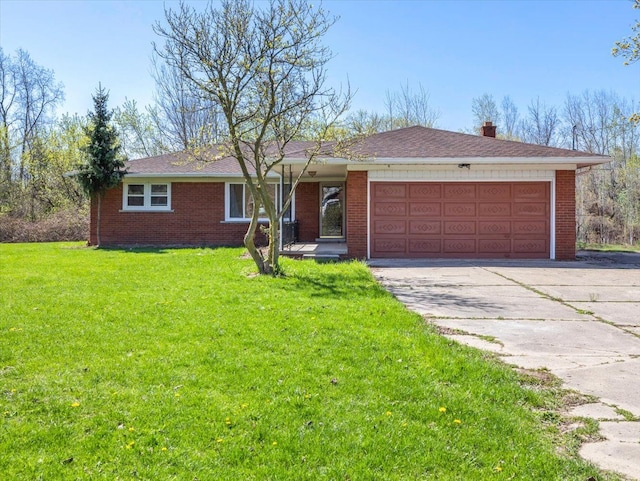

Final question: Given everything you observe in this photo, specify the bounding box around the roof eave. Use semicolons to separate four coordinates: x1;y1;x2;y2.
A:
348;156;611;165
124;172;281;178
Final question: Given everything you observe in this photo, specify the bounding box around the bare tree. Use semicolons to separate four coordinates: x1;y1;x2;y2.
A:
154;0;350;275
501;96;520;140
12;49;65;182
384;82;439;130
0;49;16;186
345;109;387;136
520;97;560;146
150;54;226;151
564;90;617;155
471;93;500;133
114;98;166;159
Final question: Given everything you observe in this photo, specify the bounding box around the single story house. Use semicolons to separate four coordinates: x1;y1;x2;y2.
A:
90;124;608;260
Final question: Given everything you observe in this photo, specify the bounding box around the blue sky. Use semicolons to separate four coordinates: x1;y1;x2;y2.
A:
1;0;638;131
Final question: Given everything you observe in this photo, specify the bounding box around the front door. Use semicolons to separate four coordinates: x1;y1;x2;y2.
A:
320;183;344;238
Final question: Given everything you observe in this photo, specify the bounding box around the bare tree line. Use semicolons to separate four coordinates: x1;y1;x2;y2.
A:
0;42;637;247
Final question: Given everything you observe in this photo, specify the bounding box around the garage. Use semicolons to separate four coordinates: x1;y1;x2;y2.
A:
370;181;550;259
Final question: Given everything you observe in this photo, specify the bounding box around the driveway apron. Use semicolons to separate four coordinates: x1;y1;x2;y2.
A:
370;253;640;480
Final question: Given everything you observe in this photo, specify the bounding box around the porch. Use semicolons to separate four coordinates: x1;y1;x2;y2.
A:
280;242;348;261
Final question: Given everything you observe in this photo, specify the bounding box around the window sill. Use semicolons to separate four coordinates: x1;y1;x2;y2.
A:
119;209;174;213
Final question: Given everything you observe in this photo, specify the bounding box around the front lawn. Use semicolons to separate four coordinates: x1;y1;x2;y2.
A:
0;243;610;479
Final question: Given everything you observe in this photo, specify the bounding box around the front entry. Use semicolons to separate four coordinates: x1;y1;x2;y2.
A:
320;183;344;238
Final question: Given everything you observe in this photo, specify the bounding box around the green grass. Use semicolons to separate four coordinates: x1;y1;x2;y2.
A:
0;243;613;480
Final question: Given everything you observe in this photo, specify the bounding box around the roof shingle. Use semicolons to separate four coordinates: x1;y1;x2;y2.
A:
124;126;608;176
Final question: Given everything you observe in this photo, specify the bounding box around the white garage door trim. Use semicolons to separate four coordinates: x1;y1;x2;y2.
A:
366;169;556;260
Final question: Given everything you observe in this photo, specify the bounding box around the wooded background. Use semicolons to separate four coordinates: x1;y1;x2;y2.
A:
1;1;638;246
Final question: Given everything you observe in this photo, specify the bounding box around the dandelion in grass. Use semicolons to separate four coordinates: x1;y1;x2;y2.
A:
439;407;446;413
71;402;80;408
385;411;392;416
126;441;135;449
494;465;503;472
161;447;167;451
272;441;277;446
453;419;462;424
129;427;135;432
216;438;224;443
225;417;232;426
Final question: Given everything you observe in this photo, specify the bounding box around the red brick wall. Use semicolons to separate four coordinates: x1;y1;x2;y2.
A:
90;182;266;247
295;182;319;242
555;170;576;260
346;171;368;258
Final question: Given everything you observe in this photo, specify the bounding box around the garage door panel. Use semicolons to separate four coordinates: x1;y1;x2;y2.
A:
444;239;476;253
514;203;548;216
478;239;512;253
409;184;441;198
444;203;476;216
478;203;511;217
478;221;511;235
514;183;548;200
409;220;441;235
370;181;550;259
409;202;441;216
514;239;547;253
513;221;547;235
409;239;442;253
374;202;407;216
444;221;476;235
374;238;406;253
478;184;511;200
373;220;406;235
444;184;476;199
373;183;406;198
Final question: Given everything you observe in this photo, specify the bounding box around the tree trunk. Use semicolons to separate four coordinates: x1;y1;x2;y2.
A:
266;216;281;276
244;202;267;274
96;193;102;246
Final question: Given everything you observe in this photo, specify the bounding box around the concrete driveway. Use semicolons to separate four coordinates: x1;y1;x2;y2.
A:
370;251;640;480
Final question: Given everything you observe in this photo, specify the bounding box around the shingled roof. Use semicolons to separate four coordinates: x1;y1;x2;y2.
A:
344;125;607;160
124;125;608;176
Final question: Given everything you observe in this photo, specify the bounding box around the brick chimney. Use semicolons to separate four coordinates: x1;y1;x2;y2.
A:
481;121;496;138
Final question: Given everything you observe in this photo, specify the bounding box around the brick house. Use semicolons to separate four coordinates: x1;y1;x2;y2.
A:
90;124;608;260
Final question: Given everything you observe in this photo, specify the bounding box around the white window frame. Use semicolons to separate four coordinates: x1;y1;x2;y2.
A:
225;182;283;222
122;182;172;211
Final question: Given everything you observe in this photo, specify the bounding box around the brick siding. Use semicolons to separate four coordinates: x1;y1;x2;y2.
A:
345;171;368;258
555;170;576;260
294;182;319;242
90;182;266;247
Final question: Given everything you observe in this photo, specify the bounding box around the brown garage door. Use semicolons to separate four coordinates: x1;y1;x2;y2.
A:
370;182;550;259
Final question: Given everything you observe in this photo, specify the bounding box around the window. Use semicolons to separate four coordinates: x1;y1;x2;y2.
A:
123;183;171;211
226;183;280;221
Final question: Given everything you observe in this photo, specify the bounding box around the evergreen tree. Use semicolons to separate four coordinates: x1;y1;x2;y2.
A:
77;85;125;245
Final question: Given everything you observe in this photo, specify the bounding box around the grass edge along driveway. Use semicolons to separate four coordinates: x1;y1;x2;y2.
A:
0;243;617;480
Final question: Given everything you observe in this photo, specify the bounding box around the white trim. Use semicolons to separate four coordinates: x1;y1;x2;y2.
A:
355;164;576;173
368;169;555;181
124;172;281;179
346;156;600;166
224;181;282;222
122;182;172;212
